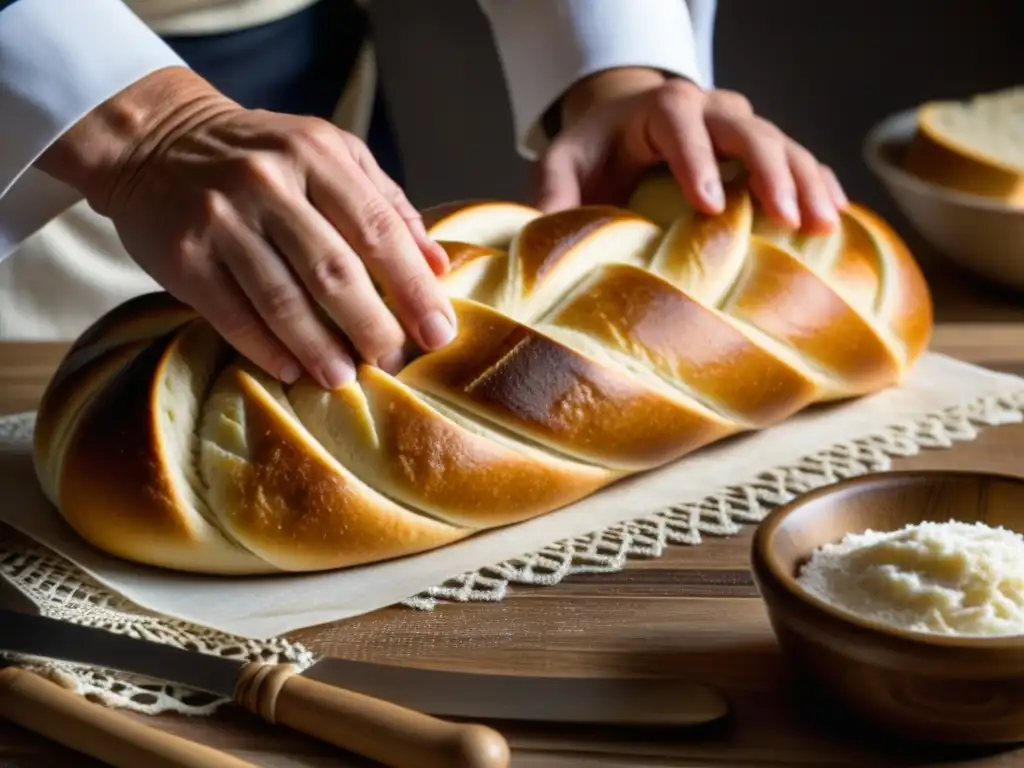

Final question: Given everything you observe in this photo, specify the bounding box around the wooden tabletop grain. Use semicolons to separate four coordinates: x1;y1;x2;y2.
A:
1;253;1023;767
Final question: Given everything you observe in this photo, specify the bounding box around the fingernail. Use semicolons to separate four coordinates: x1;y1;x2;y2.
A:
419;310;456;349
703;179;725;209
321;359;356;390
280;362;301;384
779;194;801;227
427;241;450;275
378;349;405;374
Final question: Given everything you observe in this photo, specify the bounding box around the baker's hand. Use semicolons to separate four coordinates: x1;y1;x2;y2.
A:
37;67;455;390
537;67;848;233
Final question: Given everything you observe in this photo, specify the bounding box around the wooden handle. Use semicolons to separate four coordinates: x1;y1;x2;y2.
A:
235;662;510;768
0;667;256;768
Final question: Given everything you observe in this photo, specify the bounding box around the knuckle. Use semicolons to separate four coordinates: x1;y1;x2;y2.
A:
354;201;401;255
662;78;702;102
654;80;699;113
751;117;785;145
339;130;370;158
308;254;359;296
169;234;201;269
258;281;304;322
712;89;753;115
756;116;782;136
239;154;281;187
200;190;233;226
789;143;817;167
388;185;414;213
297;118;339;152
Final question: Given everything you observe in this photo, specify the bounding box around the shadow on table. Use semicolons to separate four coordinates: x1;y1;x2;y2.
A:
581;638;1024;766
793;684;1018;766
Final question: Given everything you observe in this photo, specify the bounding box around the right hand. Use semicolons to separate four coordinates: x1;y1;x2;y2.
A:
38;67;456;390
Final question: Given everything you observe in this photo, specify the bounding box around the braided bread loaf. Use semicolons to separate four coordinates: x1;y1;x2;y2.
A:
32;172;933;575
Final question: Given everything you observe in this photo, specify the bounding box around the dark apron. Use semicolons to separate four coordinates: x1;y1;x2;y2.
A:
161;0;405;186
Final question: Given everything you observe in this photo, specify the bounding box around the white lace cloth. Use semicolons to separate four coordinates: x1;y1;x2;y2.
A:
2;387;1023;715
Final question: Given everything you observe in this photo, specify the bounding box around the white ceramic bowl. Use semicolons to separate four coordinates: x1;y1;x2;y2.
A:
863;109;1024;291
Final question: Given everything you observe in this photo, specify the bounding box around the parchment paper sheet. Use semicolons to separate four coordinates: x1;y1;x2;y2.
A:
1;353;1020;639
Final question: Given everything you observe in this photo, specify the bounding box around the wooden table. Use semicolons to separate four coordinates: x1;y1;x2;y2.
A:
1;248;1023;766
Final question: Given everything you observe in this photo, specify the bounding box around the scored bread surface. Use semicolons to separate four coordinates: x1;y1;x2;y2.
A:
32;172;934;575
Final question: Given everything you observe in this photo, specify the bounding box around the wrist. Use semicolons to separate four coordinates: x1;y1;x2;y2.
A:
559;67;668;131
35;66;235;213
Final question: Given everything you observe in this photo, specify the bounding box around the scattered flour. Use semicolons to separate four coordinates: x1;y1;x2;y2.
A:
796;520;1024;637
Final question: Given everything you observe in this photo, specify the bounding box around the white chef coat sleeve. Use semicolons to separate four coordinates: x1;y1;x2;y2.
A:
477;0;708;159
0;0;186;261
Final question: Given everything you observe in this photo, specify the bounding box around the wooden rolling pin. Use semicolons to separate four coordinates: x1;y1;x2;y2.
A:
0;666;256;768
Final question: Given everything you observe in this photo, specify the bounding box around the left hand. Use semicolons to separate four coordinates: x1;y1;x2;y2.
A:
535;67;848;234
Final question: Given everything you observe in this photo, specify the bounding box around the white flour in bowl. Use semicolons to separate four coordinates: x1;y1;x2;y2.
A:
796;520;1024;637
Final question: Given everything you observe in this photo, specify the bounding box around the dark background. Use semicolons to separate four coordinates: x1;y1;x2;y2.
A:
369;0;1022;242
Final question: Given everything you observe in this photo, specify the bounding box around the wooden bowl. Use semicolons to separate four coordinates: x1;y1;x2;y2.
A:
750;470;1024;744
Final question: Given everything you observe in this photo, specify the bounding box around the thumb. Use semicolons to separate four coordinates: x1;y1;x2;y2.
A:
533;145;582;212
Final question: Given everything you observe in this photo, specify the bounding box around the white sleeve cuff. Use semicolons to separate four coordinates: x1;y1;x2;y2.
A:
478;0;707;159
0;0;186;260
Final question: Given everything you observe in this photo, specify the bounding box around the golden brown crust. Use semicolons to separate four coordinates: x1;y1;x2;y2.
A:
505;206;662;322
33;292;197;494
514;206;644;293
439;241;504;273
435;241;508;305
825;216;883;312
287;366;616;528
649;181;752;303
747;199;932;377
199;367;468;571
546;264;819;427
33;342;147;506
401;299;735;470
34;174;935;575
843;205;934;367
423;200;541;248
724;238;901;394
57;322;270;574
